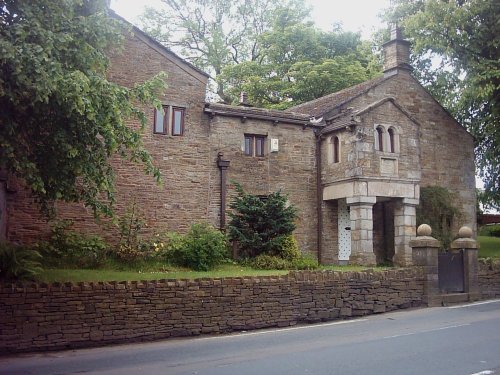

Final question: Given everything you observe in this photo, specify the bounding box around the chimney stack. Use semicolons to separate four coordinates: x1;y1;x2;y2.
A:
382;24;412;76
238;91;252;107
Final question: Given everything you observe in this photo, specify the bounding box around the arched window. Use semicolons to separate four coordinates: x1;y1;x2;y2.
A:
333;136;340;163
388;128;395;153
376;126;384;151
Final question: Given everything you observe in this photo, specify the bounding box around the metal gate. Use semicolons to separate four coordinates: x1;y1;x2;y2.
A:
438;250;465;293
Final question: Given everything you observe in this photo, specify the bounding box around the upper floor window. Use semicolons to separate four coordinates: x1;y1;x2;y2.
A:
154;106;167;134
154;105;185;136
374;125;400;153
244;135;266;157
388;127;395;153
333;136;340;163
376;126;385;151
172;107;185;136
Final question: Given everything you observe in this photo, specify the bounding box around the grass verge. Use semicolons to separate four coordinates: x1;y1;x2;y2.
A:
478;236;500;258
35;264;386;283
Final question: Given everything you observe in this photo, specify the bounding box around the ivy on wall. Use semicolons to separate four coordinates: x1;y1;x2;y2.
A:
416;186;462;249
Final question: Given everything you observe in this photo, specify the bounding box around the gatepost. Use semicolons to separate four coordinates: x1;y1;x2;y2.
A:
450;226;481;301
410;224;441;306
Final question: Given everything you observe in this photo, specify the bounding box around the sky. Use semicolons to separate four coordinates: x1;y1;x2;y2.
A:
110;0;391;38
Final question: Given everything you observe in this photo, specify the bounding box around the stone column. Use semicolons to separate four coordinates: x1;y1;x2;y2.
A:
347;196;376;265
394;198;419;266
450;226;480;301
410;224;441;306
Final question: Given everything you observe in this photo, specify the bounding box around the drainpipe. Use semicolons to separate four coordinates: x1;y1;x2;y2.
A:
217;152;230;230
315;130;323;264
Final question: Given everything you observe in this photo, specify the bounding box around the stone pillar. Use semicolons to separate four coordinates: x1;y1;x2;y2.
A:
450;226;480;301
347;196;376;265
393;198;418;266
410;224;441;306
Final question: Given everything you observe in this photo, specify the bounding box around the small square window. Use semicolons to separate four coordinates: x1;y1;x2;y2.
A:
244;135;266;157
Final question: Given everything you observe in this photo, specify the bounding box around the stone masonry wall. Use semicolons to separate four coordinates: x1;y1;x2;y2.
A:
0;269;424;353
6;29;211;244
208;117;318;254
341;72;476;233
479;258;500;299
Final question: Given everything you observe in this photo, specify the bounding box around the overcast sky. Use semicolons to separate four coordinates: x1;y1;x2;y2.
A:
110;0;391;38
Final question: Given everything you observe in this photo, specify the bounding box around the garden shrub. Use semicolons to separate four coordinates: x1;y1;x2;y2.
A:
275;235;301;261
167;223;229;271
250;254;291;270
40;220;109;268
290;255;319;270
0;242;42;281
227;183;297;258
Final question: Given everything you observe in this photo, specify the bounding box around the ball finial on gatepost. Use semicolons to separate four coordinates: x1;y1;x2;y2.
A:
417;224;432;237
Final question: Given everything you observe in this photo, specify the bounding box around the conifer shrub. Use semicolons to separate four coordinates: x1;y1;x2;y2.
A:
227;183;297;258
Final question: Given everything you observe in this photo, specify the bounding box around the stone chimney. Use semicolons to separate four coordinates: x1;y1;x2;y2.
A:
382;24;412;76
238;91;252;107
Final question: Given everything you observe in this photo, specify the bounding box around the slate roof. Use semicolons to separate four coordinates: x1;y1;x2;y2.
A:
204;103;315;127
286;75;390;117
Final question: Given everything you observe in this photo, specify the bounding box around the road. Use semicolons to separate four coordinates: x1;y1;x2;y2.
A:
1;299;500;375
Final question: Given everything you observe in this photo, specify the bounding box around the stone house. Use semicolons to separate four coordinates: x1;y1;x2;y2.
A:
2;22;476;266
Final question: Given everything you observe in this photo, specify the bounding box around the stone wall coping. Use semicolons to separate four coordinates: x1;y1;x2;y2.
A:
450;237;479;250
409;236;441;248
0;268;423;293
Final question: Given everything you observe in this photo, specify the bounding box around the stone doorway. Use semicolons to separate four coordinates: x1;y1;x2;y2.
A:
337;199;351;265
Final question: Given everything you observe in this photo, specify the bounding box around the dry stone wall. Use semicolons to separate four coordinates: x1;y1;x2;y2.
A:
0;269;424;353
479;258;500;299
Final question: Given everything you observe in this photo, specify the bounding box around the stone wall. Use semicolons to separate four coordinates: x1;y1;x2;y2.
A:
479;258;500;299
207;116;318;254
0;269;424;353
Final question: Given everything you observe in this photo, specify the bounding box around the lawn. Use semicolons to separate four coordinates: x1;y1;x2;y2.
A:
478;236;500;258
35;264;383;283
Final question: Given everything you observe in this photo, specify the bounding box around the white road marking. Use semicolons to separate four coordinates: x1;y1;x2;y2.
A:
469;370;494;375
382;324;470;339
448;299;500;309
193;318;369;341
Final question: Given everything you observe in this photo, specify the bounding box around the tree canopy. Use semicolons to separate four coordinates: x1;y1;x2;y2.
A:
384;0;500;209
141;0;381;108
0;0;167;216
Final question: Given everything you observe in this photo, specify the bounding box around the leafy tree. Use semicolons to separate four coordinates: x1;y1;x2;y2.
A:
383;0;500;208
141;0;381;106
227;183;297;258
140;0;308;102
0;0;167;217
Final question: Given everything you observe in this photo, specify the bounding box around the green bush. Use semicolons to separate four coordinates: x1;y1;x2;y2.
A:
40;221;109;268
275;235;301;260
167;223;229;271
114;201;154;263
290;255;319;270
478;224;500;236
227;183;297;258
0;243;42;281
250;254;291;270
